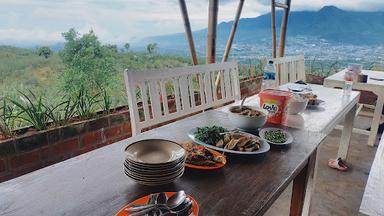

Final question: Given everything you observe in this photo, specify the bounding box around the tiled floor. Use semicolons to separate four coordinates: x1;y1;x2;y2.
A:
265;129;378;216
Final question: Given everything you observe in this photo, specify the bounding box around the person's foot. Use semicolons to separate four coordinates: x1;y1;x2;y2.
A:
328;158;348;171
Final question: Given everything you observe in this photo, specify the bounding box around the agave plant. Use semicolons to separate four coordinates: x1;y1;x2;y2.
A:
46;98;77;127
9;90;51;131
74;86;101;120
100;87;112;114
0;98;17;137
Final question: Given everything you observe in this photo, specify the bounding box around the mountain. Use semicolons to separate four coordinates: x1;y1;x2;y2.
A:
140;6;384;51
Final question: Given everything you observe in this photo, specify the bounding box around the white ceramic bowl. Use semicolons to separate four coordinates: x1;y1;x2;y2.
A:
228;106;268;130
287;98;308;115
125;139;185;165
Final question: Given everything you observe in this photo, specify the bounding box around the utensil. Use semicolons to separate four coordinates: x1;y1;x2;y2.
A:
126;191;187;215
116;192;199;216
240;96;247;110
166;190;187;210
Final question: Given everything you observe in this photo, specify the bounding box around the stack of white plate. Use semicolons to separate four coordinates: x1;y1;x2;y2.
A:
124;139;186;186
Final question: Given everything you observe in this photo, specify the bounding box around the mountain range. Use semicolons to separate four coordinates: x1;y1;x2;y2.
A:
140;6;384;51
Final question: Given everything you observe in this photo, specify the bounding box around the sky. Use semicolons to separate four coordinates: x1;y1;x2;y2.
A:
0;0;383;45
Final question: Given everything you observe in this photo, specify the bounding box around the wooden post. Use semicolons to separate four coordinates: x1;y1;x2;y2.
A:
271;0;277;58
278;0;291;57
215;0;245;89
178;0;199;65
206;0;219;64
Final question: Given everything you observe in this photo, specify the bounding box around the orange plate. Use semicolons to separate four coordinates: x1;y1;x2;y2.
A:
116;192;199;216
184;145;226;170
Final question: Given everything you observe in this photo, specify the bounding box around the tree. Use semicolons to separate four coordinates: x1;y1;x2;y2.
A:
146;43;158;54
59;28;117;95
37;46;53;59
124;43;130;52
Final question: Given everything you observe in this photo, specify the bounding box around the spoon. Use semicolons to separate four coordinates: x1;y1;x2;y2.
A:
240;96;247;110
166;190;187;210
127;191;186;213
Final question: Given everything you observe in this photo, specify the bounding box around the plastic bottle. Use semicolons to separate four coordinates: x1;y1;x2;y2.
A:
262;60;277;90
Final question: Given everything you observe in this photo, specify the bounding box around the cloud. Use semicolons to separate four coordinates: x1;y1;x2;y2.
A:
0;0;383;45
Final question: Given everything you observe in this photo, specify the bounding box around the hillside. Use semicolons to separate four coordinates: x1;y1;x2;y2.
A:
141;6;384;49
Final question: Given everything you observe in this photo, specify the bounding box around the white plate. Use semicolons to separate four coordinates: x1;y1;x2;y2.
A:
287;83;312;93
188;128;270;155
306;99;325;108
259;127;293;145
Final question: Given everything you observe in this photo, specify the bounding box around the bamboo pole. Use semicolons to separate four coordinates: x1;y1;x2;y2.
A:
206;0;219;64
278;0;291;57
215;0;245;89
221;0;244;63
271;0;277;58
178;0;199;65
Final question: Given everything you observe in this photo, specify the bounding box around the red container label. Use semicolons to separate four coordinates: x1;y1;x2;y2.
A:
259;89;293;124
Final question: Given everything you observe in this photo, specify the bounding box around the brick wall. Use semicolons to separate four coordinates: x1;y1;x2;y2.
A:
0;77;262;183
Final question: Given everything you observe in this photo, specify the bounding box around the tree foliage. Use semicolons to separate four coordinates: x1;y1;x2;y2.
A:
146;43;158;54
124;43;130;52
59;28;117;95
37;46;53;59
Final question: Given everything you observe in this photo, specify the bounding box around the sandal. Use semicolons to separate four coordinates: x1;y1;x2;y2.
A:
328;158;348;171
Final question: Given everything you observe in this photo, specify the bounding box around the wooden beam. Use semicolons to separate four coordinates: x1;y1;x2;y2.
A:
221;0;245;62
206;0;219;64
178;0;199;65
215;0;245;89
278;0;291;57
271;0;277;58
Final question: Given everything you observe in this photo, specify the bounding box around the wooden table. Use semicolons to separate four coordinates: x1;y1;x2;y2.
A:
222;84;360;161
324;69;384;146
0;85;359;216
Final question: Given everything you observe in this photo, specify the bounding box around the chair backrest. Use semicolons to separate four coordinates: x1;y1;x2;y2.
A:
123;61;240;135
273;55;305;85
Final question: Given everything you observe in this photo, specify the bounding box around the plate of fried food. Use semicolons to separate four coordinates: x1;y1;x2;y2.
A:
182;142;226;169
188;126;270;155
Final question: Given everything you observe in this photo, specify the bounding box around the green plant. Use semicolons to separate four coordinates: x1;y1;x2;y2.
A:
59;28;117;95
100;87;112;114
46;98;77;126
74;86;101;120
37;46;53;59
0;98;17;137
9;90;50;131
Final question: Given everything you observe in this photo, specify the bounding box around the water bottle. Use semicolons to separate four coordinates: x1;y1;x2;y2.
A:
343;70;353;96
262;60;277;90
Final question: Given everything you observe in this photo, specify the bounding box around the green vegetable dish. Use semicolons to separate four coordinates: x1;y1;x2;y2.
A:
264;130;287;143
194;126;228;145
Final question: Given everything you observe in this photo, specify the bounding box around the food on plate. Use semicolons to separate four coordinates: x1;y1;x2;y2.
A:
230;106;266;117
193;126;262;152
303;93;318;106
194;126;228;145
183;142;226;166
264;129;287;143
221;132;261;151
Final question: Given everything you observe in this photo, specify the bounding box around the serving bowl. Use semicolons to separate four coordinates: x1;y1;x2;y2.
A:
286;96;308;115
228;105;268;130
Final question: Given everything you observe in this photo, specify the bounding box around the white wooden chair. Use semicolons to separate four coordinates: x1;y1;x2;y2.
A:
123;61;241;136
272;55;306;85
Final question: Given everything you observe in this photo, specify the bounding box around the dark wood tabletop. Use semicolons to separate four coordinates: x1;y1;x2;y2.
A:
0;110;326;216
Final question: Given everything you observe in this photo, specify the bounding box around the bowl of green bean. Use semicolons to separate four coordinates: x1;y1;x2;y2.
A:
259;128;293;145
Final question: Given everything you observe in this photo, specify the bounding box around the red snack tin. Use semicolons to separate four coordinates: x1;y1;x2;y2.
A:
259;89;293;124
